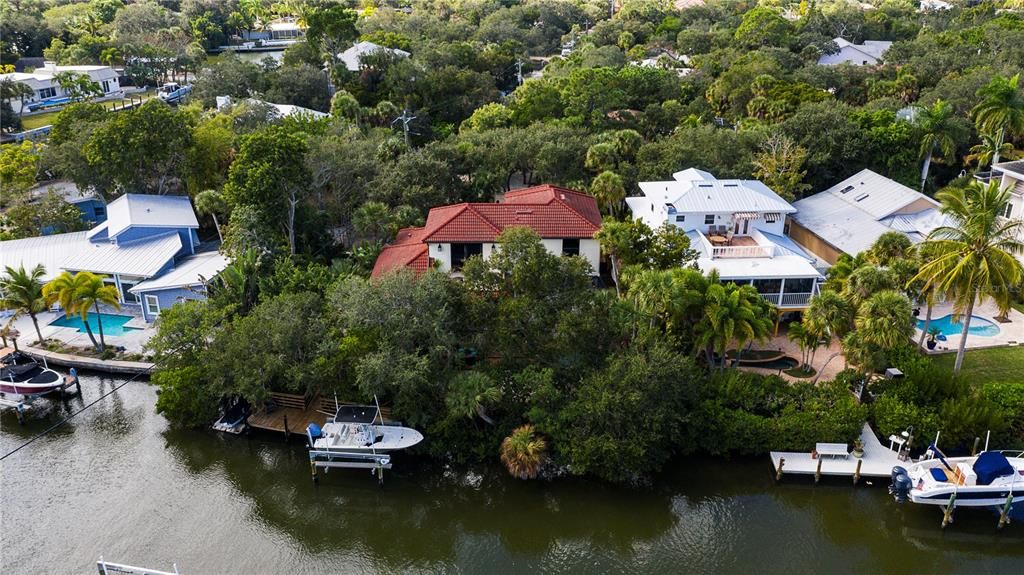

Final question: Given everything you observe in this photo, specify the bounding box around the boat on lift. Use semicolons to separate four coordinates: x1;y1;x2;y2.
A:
0;351;67;396
890;445;1024;507
306;403;423;455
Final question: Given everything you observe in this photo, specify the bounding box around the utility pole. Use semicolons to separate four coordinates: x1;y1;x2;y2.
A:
393;108;416;147
608;0;614;19
515;59;524;86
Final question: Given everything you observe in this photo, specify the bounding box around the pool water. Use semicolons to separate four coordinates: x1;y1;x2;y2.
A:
918;314;1000;337
49;313;142;336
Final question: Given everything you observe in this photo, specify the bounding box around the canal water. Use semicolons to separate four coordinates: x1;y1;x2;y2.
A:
2;373;1021;574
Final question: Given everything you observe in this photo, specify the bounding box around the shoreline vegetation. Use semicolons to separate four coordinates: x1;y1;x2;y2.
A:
2;1;1023;483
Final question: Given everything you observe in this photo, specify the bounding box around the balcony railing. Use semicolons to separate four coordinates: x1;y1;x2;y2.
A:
711;244;774;258
759;292;814;308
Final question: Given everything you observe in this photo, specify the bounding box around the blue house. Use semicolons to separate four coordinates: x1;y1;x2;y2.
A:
28;180;108;230
1;193;228;322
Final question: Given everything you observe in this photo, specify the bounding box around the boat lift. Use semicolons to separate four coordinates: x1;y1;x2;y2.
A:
308;449;392;485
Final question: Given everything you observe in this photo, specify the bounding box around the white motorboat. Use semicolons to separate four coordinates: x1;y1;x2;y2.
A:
306;404;423;455
890;447;1024;507
0;351;67;396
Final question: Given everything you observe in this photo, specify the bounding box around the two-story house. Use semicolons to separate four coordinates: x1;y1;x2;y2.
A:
1;194;227;322
988;160;1024;264
371;185;602;277
626;168;824;311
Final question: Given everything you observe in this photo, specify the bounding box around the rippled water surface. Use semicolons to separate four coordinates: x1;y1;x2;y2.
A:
2;373;1022;574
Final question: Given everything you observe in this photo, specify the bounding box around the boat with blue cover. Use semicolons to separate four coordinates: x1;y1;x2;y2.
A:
890;447;1024;507
306;404;423;455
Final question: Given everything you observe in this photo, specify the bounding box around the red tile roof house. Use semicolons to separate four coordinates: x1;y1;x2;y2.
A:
371;185;603;278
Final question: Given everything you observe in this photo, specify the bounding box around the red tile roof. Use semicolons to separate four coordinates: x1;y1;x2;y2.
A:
371;227;430;277
370;185;601;278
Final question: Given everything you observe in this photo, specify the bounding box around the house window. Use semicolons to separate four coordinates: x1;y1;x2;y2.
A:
39;87;56;99
94;206;106;218
450;243;483;270
562;238;580;256
704;215;715;225
764;213;780;223
1000;202;1013;219
102;80;111;93
144;294;160;316
675;215;685;222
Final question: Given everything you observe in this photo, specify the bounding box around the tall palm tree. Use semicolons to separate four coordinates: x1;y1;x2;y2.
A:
971;74;1024;166
43;271;100;351
805;290;852;341
855;290;915;350
916;99;964;191
787;321;823;372
194;189;228;243
1;264;49;345
697;282;774;370
590;170;626;217
73;273;122;352
912;180;1024;373
965;131;1021;171
500;425;547;480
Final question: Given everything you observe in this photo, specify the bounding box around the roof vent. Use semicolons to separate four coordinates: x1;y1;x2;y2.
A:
515;209;534;215
560;193;566;200
854;193;869;202
724;183;738;187
839;185;855;194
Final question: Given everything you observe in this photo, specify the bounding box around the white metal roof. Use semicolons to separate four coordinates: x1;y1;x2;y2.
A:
130;251;229;293
697;254;823;280
792;169;944;256
338;42;410;72
0;232;92;281
637;175;795;215
62;232;182;277
104;194;198;239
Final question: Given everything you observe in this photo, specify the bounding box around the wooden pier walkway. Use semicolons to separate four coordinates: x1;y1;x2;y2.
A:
771;423;904;480
246;394;394;436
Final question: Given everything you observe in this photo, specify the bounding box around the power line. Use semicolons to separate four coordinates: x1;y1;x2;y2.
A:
391;108;417;147
0;368;152;462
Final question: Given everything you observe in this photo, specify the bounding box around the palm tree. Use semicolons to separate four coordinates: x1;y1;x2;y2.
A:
855;290;915;350
195;190;228;243
843;266;897;311
971;74;1024;166
868;231;913;267
787;320;822;372
912;180;1024;373
42;271;100;351
697;282;774;370
1;264;50;345
805;290;852;341
73;273;122;352
965;131;1021;171
590;170;626;217
445;371;501;424
916;99;963;191
500;424;547;480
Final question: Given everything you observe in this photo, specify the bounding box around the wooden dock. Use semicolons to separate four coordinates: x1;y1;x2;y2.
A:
245;394;394;437
771;423;905;480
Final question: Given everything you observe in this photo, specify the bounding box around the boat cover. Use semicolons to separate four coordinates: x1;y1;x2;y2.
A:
973;452;1014;485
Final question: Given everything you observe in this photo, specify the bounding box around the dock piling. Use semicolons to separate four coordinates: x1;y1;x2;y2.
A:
853;459;862;485
310;458;318;484
775;457;785;481
998;494;1013;530
814;457;822;484
283;413;290;441
971;437;980;457
942;494;957;528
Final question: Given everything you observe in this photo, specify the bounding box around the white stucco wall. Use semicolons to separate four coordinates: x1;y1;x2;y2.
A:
428;239;599;275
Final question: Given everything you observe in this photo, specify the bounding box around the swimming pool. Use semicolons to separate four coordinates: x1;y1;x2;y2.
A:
49;313;142;337
918;314;1000;337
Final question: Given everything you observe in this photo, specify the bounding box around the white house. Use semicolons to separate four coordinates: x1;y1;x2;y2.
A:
817;38;893;66
626;169;825;311
789;169;949;264
338;41;410;72
0;63;120;114
372;185;602;277
987;160;1024;264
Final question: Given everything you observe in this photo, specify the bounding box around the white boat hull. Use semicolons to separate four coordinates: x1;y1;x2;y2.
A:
895;453;1024;507
311;422;423;454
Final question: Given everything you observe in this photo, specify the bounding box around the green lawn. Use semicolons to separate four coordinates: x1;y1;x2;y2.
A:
17;89;158;132
930;346;1024;384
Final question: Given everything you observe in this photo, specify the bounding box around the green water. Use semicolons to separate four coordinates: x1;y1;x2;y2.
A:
1;374;1021;574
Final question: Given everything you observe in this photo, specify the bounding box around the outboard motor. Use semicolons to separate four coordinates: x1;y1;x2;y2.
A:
889;465;912;503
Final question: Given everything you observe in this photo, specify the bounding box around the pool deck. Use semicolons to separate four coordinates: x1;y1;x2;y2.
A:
771;423;905;480
914;301;1024;353
2;309;154;354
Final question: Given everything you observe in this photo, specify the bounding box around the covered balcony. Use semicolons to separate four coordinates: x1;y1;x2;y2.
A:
747;277;820;309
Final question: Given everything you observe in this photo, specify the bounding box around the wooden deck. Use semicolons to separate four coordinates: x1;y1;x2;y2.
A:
770;423;905;480
246;394;393;435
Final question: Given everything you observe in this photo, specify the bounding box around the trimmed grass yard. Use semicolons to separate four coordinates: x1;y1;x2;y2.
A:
930;346;1024;384
18;89;158;131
